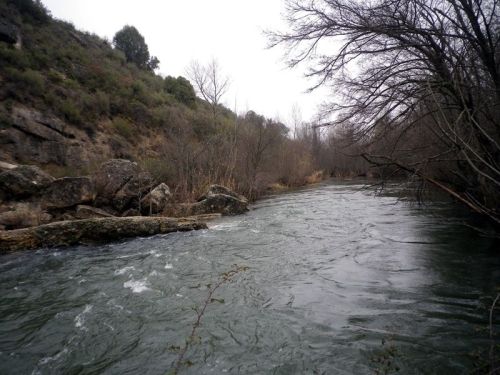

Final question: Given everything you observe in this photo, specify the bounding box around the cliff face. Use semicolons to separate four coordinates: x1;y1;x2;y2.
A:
1;106;97;167
0;1;227;173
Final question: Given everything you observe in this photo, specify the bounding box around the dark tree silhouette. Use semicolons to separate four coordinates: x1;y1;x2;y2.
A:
271;0;500;224
113;25;159;71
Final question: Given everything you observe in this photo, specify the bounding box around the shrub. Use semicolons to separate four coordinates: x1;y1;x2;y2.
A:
0;45;31;69
82;90;110;119
4;67;45;98
141;158;174;184
126;100;150;124
112;117;135;141
59;99;82;124
164;76;196;107
8;0;51;23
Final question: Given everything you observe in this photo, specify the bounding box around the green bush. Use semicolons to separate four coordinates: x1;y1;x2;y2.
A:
5;67;46;97
47;69;64;84
112;117;135;141
127;100;150;124
8;0;51;23
0;46;31;69
30;48;51;69
81;91;110;120
59;99;82;124
164;76;197;107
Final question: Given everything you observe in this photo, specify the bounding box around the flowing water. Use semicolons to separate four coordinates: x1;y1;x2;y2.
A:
0;181;499;374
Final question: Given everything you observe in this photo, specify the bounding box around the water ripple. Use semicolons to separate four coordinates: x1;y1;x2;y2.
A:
0;180;498;374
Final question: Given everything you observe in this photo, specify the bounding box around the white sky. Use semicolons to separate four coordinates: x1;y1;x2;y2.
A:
41;0;331;125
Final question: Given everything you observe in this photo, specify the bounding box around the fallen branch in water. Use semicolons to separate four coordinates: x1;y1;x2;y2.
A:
169;264;249;374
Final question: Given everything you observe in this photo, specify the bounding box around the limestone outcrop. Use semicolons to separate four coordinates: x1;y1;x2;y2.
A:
165;185;249;217
0;216;207;253
0;165;54;199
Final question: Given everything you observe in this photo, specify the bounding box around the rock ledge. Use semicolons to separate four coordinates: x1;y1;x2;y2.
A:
0;216;207;253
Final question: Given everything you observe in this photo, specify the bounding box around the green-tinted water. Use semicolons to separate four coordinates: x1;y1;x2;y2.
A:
1;181;499;374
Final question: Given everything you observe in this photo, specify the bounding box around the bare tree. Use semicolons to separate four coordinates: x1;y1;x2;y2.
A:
290;103;303;139
271;0;500;224
188;59;230;126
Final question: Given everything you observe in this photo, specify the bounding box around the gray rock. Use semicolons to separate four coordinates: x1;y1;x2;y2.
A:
0;107;86;167
42;177;96;209
141;183;172;215
93;159;141;207
11;107;74;142
166;193;248;217
0;216;207;252
0;165;55;199
198;184;248;202
195;194;248;215
112;171;154;211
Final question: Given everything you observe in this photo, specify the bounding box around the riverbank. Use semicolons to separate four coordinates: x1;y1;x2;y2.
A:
0;159;251;252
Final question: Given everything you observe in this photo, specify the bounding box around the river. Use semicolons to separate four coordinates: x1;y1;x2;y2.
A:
0;181;499;374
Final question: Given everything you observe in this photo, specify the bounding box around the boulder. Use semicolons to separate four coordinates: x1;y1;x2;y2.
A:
93;159;154;211
42;177;95;209
0;165;55;199
0;216;208;252
75;205;113;220
112;172;154;211
195;194;248;215
198;184;247;202
166;193;248;217
93;159;140;199
140;183;172;215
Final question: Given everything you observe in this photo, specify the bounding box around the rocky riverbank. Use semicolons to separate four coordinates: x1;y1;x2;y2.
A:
0;158;249;251
0;216;207;253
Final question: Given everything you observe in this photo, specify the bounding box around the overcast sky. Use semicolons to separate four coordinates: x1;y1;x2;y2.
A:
41;0;330;125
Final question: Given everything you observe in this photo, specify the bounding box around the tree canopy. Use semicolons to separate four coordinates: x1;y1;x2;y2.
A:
164;76;196;107
113;25;159;71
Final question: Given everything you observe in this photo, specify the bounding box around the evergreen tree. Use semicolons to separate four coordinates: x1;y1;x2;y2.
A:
113;25;159;71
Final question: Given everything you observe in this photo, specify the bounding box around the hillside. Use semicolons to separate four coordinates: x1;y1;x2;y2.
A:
0;0;318;201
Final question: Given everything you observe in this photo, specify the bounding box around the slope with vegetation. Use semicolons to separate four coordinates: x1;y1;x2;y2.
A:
0;0;319;204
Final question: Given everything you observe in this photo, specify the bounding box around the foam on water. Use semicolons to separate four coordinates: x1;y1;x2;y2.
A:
74;304;92;330
114;266;135;275
38;348;68;365
210;221;240;231
123;279;150;293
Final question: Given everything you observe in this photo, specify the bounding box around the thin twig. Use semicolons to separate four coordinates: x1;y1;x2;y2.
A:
170;264;249;374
